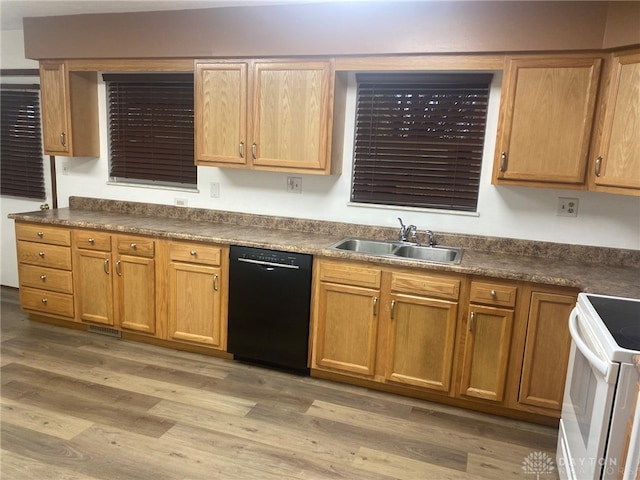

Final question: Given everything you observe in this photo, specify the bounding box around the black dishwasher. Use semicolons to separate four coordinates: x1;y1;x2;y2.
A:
227;246;313;374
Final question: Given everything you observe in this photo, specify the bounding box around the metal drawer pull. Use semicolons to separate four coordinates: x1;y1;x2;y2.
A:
373;297;378;316
41;298;48;304
130;243;137;250
115;260;122;277
499;152;507;173
60;132;67;147
213;274;219;291
104;259;110;275
38;251;45;257
490;290;497;297
469;311;476;332
251;143;257;159
190;250;197;256
88;238;95;244
40;274;47;281
37;231;44;238
390;299;396;319
595;156;602;177
239;141;244;158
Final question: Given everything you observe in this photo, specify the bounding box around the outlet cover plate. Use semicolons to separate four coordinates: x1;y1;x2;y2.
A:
557;197;579;217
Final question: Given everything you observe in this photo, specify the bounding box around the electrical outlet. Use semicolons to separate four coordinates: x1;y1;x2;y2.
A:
287;176;302;193
174;198;188;207
61;161;70;176
557;197;579;217
210;182;220;198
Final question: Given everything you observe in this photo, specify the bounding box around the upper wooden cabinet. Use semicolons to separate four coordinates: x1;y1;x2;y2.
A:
195;59;339;174
493;56;602;188
589;51;640;196
39;61;99;157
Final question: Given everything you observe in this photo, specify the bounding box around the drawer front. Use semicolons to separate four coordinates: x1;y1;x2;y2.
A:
20;287;74;318
318;261;381;289
170;242;221;266
115;237;155;258
469;281;518;307
18;264;73;294
17;241;72;270
391;272;460;300
73;230;111;251
16;223;71;246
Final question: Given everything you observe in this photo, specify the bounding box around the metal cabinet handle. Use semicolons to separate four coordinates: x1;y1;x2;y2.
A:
37;231;44;238
190;250;197;256
88;238;95;244
130;243;137;250
104;259;110;275
490;290;497;297
41;298;48;304
499;152;507;173
40;274;47;281
390;299;396;319
213;274;219;291
251;143;257;159
60;132;67;147
595;156;602;177
38;251;45;258
373;297;378;316
469;311;476;332
115;260;122;276
239;141;244;158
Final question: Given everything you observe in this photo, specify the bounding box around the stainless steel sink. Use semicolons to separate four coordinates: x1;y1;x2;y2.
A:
328;238;463;265
393;245;463;264
330;238;399;255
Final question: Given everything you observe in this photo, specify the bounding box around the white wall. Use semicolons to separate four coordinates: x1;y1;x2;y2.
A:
2;28;639;288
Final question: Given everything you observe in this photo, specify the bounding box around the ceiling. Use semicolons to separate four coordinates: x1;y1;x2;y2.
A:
0;0;346;31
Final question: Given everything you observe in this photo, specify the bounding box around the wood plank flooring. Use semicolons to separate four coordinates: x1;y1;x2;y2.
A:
0;286;560;479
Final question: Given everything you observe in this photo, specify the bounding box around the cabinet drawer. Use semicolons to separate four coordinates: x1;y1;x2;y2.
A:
319;261;381;289
18;264;73;294
170;242;221;266
469;281;517;307
16;223;70;246
115;237;155;258
73;230;111;251
17;241;72;270
20;287;74;318
391;272;460;300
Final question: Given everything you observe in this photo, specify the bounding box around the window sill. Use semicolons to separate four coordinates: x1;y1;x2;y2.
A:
107;180;199;194
347;202;480;217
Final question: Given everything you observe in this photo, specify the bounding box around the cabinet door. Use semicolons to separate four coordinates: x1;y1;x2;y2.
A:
168;262;224;348
459;304;514;402
494;57;601;186
114;255;155;334
40;61;70;155
252;61;332;172
593;52;640;192
313;282;379;377
518;292;574;412
74;249;113;325
385;293;457;393
195;62;248;166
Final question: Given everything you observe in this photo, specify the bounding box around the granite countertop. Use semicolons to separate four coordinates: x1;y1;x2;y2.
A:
9;197;640;299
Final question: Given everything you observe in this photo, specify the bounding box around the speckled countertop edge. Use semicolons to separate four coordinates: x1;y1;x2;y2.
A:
8;197;640;299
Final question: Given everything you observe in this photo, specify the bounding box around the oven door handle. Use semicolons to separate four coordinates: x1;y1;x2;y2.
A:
568;307;612;381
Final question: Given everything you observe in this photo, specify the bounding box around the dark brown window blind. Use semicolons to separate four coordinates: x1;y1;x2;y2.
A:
104;73;196;187
353;73;492;212
0;87;45;200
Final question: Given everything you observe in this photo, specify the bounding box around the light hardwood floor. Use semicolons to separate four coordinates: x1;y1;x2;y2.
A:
1;286;560;479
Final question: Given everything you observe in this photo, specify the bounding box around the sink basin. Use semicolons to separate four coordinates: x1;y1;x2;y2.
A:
328;238;463;265
330;238;399;255
393;245;463;264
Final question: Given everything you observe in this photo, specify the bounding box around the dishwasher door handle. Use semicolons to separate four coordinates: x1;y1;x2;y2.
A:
237;257;300;270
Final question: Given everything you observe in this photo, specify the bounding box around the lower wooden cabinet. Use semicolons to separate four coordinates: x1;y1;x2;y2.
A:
312;261;381;377
166;241;227;350
73;230;156;334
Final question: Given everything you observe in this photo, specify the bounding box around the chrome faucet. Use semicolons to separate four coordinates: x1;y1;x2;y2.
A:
397;217;417;243
424;229;436;247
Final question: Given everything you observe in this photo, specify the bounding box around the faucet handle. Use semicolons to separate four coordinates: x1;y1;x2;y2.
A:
424;229;435;246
